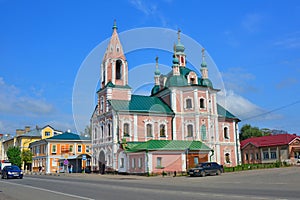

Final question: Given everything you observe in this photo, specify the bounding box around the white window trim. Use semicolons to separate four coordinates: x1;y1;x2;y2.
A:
145;123;154;138
184;97;193;110
186;123;194;138
199;97;206;109
158;123;167;138
223;125;230;140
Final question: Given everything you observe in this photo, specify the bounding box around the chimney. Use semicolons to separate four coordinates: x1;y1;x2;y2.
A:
16;129;25;136
25;126;30;133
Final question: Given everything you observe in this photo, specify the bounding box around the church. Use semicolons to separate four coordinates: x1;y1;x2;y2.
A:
91;21;241;174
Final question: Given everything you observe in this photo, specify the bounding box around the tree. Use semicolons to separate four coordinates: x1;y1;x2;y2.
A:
240;124;263;140
80;125;91;138
21;149;33;170
6;146;22;167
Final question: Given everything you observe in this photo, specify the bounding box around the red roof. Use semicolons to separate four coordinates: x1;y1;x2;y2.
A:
240;134;298;149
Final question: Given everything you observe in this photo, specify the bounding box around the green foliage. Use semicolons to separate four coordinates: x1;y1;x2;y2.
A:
21;149;33;164
7;146;22;167
223;162;291;172
240;124;263;140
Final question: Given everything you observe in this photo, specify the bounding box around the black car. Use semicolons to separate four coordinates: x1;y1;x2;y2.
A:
1;165;23;179
189;162;223;177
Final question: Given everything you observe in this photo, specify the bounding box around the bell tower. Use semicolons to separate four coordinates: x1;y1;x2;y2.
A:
101;20;128;88
97;21;131;115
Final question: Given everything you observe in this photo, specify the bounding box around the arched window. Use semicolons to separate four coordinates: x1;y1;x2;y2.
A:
108;123;111;137
123;123;129;137
187;124;193;137
201;125;207;140
181;57;184;65
146;124;152;137
224;127;229;139
100;96;104;112
225;153;230;163
186;98;192;109
101;125;104;138
200;98;205;109
116;60;122;80
160;124;166;137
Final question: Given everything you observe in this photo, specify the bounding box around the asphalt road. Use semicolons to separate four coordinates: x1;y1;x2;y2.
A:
0;167;299;200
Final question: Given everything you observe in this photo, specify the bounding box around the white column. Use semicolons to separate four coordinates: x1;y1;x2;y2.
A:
134;115;138;141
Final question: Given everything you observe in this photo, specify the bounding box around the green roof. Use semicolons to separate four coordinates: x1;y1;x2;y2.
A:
151;85;160;95
124;140;211;152
47;132;91;141
217;104;239;120
97;82;131;93
108;95;174;115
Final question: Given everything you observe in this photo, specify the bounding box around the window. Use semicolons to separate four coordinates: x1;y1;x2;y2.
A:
86;145;90;153
147;124;153;137
225;153;230;163
123;123;129;137
270;151;277;159
201;125;207;140
52;145;56;154
116;60;122;80
157;157;162;168
256;153;259;160
101;125;104;138
186;98;192;109
36;146;40;154
69;145;73;153
108;124;111;137
100;96;104;112
245;153;249;161
45;131;50;137
78;145;82;153
120;158;124;168
200;98;205;109
160;124;166;137
263;151;269;159
187;124;193;137
131;158;136;169
224;127;229;139
138;158;143;168
194;157;199;165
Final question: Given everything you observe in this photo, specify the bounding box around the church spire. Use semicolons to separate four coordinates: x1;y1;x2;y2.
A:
201;48;208;79
154;56;160;85
175;29;186;67
101;20;128;88
112;19;117;30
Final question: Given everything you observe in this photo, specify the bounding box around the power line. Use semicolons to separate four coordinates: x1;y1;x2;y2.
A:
241;100;300;122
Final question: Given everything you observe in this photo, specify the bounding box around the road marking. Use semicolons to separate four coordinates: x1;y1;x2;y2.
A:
0;180;95;200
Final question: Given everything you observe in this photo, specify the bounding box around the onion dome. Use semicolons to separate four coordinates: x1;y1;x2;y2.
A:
154;68;161;75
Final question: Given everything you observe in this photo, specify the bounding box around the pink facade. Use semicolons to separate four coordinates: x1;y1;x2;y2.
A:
91;22;241;174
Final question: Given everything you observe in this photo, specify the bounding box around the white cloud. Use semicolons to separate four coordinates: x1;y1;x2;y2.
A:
241;13;263;33
221;67;258;94
276;77;298;89
0;77;55;116
129;0;168;26
218;90;281;122
129;0;157;16
274;32;300;49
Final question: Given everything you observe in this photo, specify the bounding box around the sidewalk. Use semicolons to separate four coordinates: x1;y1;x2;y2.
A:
25;171;183;180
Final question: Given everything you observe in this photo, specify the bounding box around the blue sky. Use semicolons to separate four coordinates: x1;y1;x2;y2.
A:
1;0;300;135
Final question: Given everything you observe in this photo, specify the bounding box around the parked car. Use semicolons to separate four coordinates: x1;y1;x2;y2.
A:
1;165;23;179
189;162;223;177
